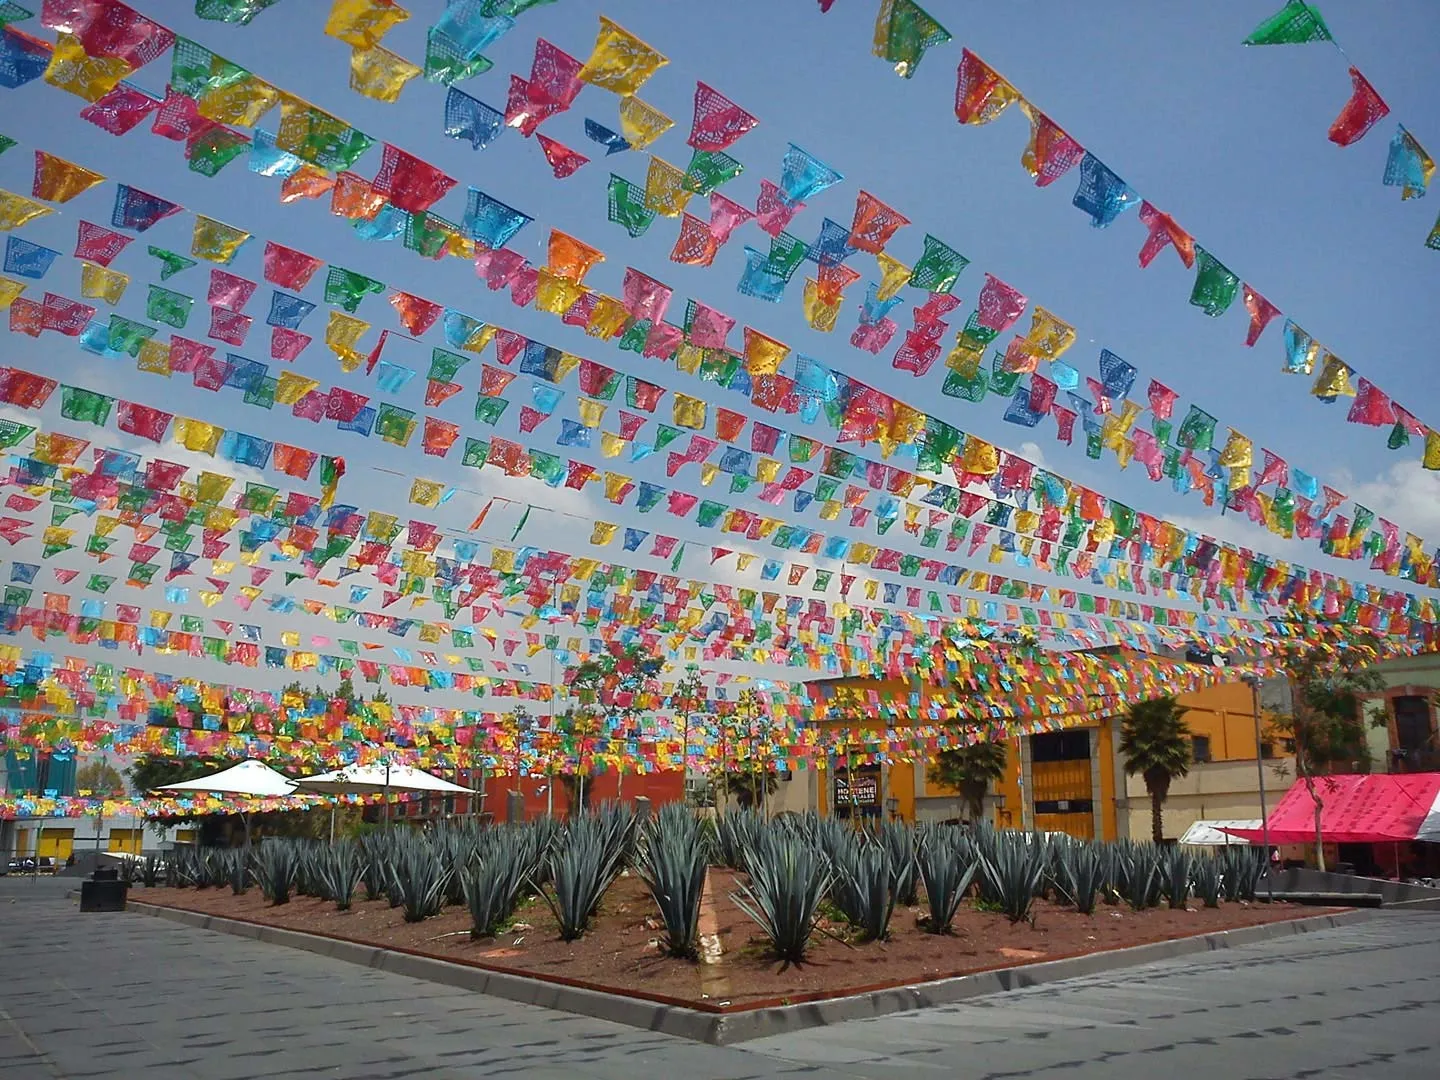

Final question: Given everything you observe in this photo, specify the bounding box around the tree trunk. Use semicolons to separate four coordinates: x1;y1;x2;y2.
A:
1150;790;1164;844
1303;773;1325;872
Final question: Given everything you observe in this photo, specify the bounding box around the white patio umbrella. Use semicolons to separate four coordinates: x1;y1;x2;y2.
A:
295;763;475;833
158;760;305;845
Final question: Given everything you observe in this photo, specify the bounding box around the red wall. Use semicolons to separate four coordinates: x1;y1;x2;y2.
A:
458;769;685;820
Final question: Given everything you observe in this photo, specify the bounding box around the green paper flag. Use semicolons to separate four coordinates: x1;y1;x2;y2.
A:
473;396;509;425
86;574;115;593
461;437;489;468
908;234;969;293
607;174;656;237
1189;247;1240;316
0;3;31;28
107;316;158;357
375;403;417;445
325;266;385;312
148;247;197;280
1176;405;1218;451
0;417;33;448
188;127;251;177
683;150;743;195
510;505;531;541
244;375;277;409
60;385;114;426
0;134;16;157
873;0;951;78
1387;420;1409;450
146;285;194;329
428;348;470;382
765;232;809;281
1243;1;1332;45
195;0;281;26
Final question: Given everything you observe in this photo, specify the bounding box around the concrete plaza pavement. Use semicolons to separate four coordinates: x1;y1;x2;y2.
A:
1;874;1437;1079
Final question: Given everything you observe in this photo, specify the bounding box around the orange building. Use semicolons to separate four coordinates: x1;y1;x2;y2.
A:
805;666;1292;843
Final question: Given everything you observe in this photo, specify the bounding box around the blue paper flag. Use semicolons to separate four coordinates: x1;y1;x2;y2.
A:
780;143;844;202
1097;349;1136;399
78;319;127;359
443;87;504;150
221;431;274;469
353;204;407;242
375;360;416;393
1004;387;1044;427
3;236;58;279
737;246;788;303
111;184;183;233
0;26;50;89
267;291;315;328
622;528;647;552
442;308;485;349
860;282;903;325
1072;153;1139;228
636;481;664;512
556;419;590;447
339;406;376;436
1382;124;1432;198
530;382;563;414
805;218;857;266
584;119;630;155
249;129;303;178
465;187;531;248
433;1;514;56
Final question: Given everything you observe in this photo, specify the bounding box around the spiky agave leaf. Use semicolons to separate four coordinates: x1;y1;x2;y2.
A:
730;831;832;964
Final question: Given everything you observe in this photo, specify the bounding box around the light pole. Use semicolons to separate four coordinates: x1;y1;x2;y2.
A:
1243;673;1276;903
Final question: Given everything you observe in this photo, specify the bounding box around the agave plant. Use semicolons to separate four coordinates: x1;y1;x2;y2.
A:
460;825;545;939
714;808;765;871
253;839;299;905
1221;846;1265;902
389;833;451;922
634;804;709;958
978;836;1046;924
917;827;979;934
219;848;248;896
1191;854;1222;908
140;854;161;888
1064;845;1106;915
359;831;393;901
535;818;628;941
730;830;832;964
1161;848;1192;909
873;819;919;907
315;841;366;911
829;835;895;942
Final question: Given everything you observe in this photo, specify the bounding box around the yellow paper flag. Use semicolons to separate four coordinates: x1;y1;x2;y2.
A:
0;277;23;311
590;521;619;546
197;75;280;128
275;371;321;405
325;310;370;369
79;263;129;305
874;252;911;302
0;190;53;231
192;216;252;265
673;393;707;430
174;417;223;456
1311;354;1357;399
618;95;673;150
578;16;669;95
32;152;105;203
644;156;691;217
743;326;790;376
600;431;626;458
44;33;129;102
136;339;171;376
349;43;422;103
577;398;607;428
409;478;444;508
534;270;586;315
1426;430;1440;471
325;0;410;47
802;279;842;333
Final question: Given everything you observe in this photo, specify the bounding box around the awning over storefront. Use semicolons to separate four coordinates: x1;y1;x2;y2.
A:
1222;774;1440;845
1178;820;1259;846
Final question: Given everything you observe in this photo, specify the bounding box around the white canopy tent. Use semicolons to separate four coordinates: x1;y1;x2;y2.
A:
1178;819;1260;847
157;760;308;845
295;764;475;835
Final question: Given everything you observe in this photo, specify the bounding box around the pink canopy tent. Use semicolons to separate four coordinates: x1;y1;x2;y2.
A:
1223;774;1440;845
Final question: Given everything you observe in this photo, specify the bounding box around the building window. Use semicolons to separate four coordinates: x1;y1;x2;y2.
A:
1260;740;1277;760
1393;695;1434;753
1191;735;1212;764
1034;799;1094;815
1030;730;1091;762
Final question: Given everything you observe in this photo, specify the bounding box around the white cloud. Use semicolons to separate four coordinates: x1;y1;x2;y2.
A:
1332;460;1440;542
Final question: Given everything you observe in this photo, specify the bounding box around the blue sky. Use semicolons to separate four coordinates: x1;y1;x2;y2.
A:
2;0;1437;702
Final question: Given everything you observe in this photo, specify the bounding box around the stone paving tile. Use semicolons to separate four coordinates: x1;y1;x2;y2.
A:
3;876;1438;1079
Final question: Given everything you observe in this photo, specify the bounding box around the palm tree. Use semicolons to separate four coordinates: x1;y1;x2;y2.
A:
1119;696;1193;843
926;740;1008;824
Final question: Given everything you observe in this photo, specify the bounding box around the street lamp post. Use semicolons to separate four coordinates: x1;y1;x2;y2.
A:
1243;673;1276;903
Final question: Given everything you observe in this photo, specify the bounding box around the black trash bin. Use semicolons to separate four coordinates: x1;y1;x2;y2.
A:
80;872;128;912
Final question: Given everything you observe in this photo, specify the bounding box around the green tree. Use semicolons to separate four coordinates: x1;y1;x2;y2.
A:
1120;696;1194;843
75;758;126;796
1270;638;1386;870
561;645;664;812
926;740;1008;824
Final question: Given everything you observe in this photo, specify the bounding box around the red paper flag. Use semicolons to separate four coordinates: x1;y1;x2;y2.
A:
424;379;462;407
688;300;735;349
1241;285;1281;347
1137;202;1195;269
207;269;257;312
42;0;173;68
536;133;588;178
1146;379;1178;420
41;293;95;336
1328;67;1389;147
273;443;318;479
622;267;672;323
371;144;456;214
389;291;443;335
754;180;802;237
422;416;460;456
79;82;160;136
270;327;311;361
1022;109;1085;187
688;82;759;151
325;387;369;422
708;190;753;244
9;298;43;338
975;273;1028;332
116;400;172;442
74;221;132;266
208;307;252;346
263;242;323;290
1347;378;1396;427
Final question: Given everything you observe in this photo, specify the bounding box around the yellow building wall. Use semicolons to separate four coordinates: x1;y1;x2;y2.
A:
37;828;73;860
108;828;143;854
814;675;919;821
1174;680;1264;760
